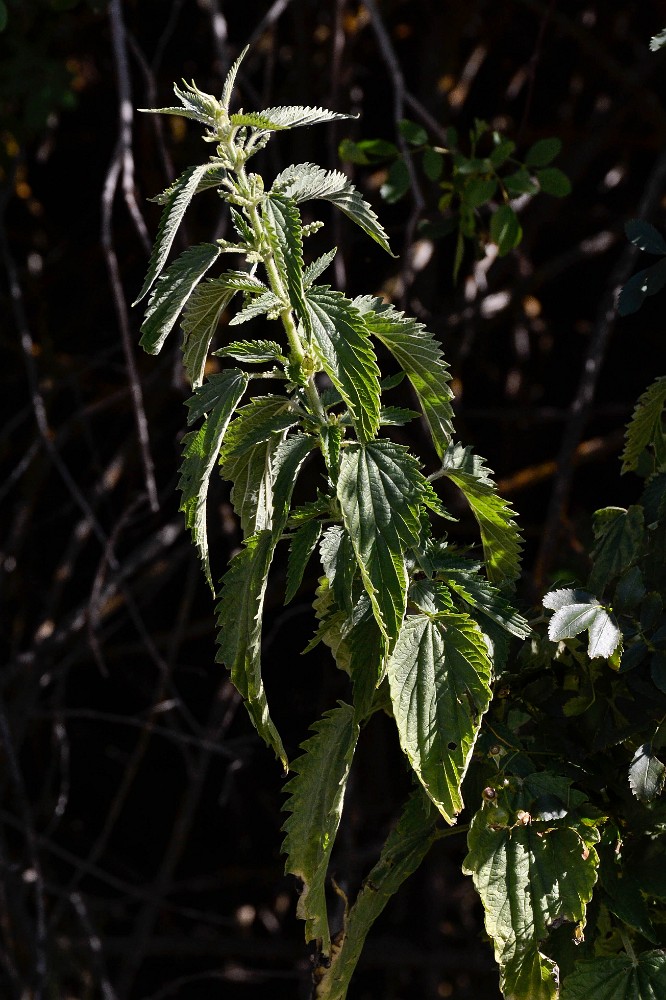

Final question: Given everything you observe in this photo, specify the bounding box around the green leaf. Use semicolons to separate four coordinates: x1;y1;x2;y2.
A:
134;163;225;304
282;703;359;954
622;376;666;473
233;104;353;131
271;162;393;255
625;219;666;255
181;278;238;388
336;441;425;648
441;444;523;587
503;169;539;196
423;147;444;180
142;82;224;130
490;204;522;255
285;519;322;604
346;594;386;721
561;951;666;1000
629;743;666;802
463;176;498;208
380;157;411;203
589;505;644;594
445;570;532;637
139;244;222;355
221;45;248;109
525;138;562;168
398;118;428;145
263;194;308;330
229;289;281;325
463;787;599;1000
305;286;381;443
536;166;571;197
618;258;666;316
178;370;249;589
314;787;439;1000
214;339;286;364
387;613;492;822
490;138;516;167
544;588;622;659
319;525;356;617
355;297;454;458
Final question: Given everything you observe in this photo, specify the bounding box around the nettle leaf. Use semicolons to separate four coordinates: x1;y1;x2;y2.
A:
282;703;359;954
355;297;454;458
651;28;666;52
221;45;248;109
446;570;531;638
544;588;621;659
336;441;425;649
216;435;314;763
314;787;439;1000
229;289;281;326
346;593;386;721
306;287;381;443
320;525;356;617
233;105;353;131
303;248;337;287
139;244;222;355
622;376;666;473
629;744;666;803
463;792;599;1000
272;162;393;255
170;81;223;128
214;339;286;364
589;505;644;594
178;370;249;589
561;951;666;1000
149;163;228;206
181;278;238;388
285;519;322;605
134;163;225;304
387;613;492;822
263;193;308;328
441;444;523;587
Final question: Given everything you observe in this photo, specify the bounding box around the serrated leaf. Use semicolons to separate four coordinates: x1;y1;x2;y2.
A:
536;166;571;197
282;703;358;954
622;376;666;473
139;244;222;355
178;370;249;589
305;576;352;670
355;297;454;458
306;287;381;443
285;519;322;604
181;278;238;388
629;744;666;802
378;406;419;426
561;951;666;999
234;105;353;131
441;444;523;587
336;441;425;648
314;787;439;1000
303;248;337;288
149;162;228;206
346;593;386;721
134;164;224;304
387;613;492;822
229;289;281;325
625;218;666;255
272;162;393;256
463;789;599;1000
525;137;562;168
319;525;356;616
651;28;666;52
589;505;644;594
221;45;248;109
214;339;286;364
446;570;531;637
545;591;621;660
490;204;522;255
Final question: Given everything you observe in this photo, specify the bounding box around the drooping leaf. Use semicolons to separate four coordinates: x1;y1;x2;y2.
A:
305;577;351;672
282;703;359;954
214;339;286;364
134;163;225;304
305;287;381;443
544;588;622;659
181;278;238;387
263;193;308;331
621;376;666;473
561;951;666;1000
629;743;666;803
139;244;222;355
441;444;523;587
319;525;356;617
346;593;386;721
314;788;439;1000
463;787;599;1000
336;441;425;648
445;569;532;637
178;370;249;589
387;612;492;822
355;297;454;458
232;105;353;131
272;162;393;255
285;519;322;605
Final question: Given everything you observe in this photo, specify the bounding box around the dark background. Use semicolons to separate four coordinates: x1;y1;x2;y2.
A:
3;1;666;997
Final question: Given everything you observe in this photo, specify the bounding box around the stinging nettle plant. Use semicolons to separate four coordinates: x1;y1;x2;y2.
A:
134;45;666;1000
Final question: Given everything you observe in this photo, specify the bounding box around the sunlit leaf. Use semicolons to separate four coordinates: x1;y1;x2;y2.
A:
139;244;221;354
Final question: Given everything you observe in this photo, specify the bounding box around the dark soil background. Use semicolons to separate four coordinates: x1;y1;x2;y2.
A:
3;1;666;998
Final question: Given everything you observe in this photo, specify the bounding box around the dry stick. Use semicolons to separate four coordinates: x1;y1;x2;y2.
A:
105;0;159;513
364;0;424;303
534;145;666;590
69;892;119;1000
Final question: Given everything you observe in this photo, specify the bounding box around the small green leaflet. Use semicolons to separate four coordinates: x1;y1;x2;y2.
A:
178;369;249;590
303;248;337;287
314;788;439;1000
621;376;666;473
281;703;359;954
387;613;492;822
561;951;666;1000
629;743;666;803
231;105;353;132
263;194;308;332
214;339;286;364
139;244;222;355
463;792;599;1000
229;289;281;325
441;444;522;587
147;80;224;129
221;45;248;109
336;441;425;649
354;297;454;459
181;278;238;388
285;519;322;604
543;588;621;659
271;162;393;256
306;287;381;443
134;163;225;304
